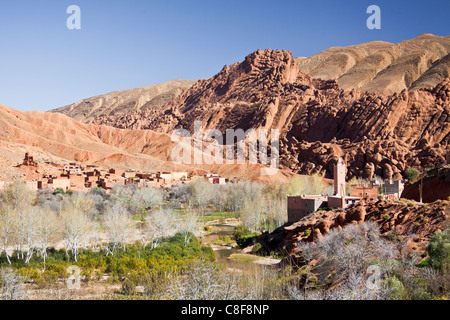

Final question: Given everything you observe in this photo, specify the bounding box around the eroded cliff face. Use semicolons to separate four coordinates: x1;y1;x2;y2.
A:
93;49;450;179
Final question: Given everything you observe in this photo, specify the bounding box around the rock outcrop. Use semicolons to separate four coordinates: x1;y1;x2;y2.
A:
254;199;449;260
92;48;450;180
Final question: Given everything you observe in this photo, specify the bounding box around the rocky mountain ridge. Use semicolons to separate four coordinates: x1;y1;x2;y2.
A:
296;33;450;95
0;104;291;182
53;34;450;125
51;79;196;123
92;48;450;180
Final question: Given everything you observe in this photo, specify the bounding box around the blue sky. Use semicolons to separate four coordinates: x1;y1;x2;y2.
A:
0;0;449;112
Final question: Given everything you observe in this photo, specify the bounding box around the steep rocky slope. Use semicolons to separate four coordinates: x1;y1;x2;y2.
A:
51;79;196;123
92;48;450;180
296;33;450;95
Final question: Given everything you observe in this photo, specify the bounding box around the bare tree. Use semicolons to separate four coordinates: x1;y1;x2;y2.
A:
0;180;34;261
242;199;263;232
109;184;136;209
35;207;61;263
0;205;16;264
286;174;333;196
21;206;39;264
164;260;281;300
188;178;215;222
69;192;98;218
1;179;34;212
165;260;242;300
177;211;199;247
0;268;27;300
103;204;134;255
60;206;90;262
296;221;397;300
145;208;176;249
132;187;164;212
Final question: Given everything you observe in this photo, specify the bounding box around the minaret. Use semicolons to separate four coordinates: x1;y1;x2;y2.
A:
334;157;346;197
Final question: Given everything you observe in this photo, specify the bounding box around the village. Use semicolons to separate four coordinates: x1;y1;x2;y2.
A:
0;153;229;193
0;153;408;226
287;157;405;223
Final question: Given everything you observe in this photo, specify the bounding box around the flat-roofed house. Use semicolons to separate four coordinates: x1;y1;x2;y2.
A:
25;181;38;191
287;195;328;223
160;172;173;182
383;180;404;199
49;178;70;191
64;163;82;175
350;183;380;200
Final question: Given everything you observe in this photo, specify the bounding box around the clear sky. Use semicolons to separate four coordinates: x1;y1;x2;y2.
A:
0;0;449;112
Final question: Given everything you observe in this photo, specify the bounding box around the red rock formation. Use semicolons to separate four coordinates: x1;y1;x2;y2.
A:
93;49;450;180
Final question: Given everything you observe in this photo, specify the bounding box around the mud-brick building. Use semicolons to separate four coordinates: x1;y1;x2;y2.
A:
350;182;380;200
64;163;83;175
287;158;361;223
22;153;38;167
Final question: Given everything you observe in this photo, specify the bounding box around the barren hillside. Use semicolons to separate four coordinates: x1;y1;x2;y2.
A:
51;79;196;123
296;33;450;95
0;104;291;181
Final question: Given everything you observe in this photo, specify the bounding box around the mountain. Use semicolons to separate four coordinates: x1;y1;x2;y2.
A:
54;35;450;125
50;79;196;123
0;104;290;181
92;47;450;180
296;33;450;95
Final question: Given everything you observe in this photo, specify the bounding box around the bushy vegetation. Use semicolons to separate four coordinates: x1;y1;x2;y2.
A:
171;179;288;232
233;225;259;248
1;233;214;286
425;228;450;272
1;178;448;300
406;168;419;182
289;223;450;300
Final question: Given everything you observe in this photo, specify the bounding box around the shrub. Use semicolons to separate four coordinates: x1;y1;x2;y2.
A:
233;225;258;248
406;168;419;182
426;229;450;272
121;278;137;296
52;188;66;195
252;243;263;254
384;276;407;300
213;236;233;246
410;287;432;300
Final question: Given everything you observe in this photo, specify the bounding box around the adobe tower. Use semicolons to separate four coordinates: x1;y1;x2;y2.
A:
334;158;346;197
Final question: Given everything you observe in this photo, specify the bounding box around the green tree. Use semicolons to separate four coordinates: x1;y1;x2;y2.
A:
406;168;419;182
426;228;450;272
